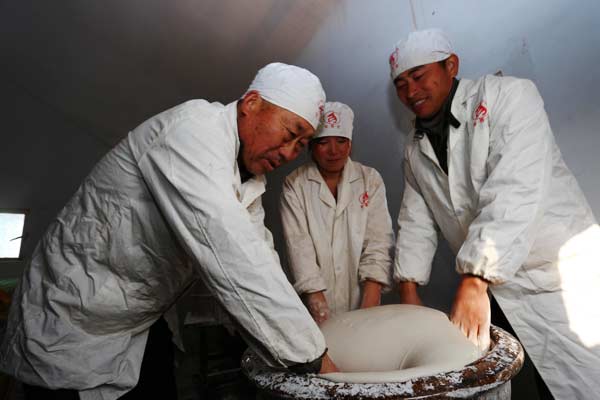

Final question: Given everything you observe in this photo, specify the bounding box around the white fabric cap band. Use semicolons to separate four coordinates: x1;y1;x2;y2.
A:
246;62;325;130
314;102;354;140
389;29;453;81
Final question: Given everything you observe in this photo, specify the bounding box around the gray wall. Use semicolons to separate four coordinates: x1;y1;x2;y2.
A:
262;0;600;311
2;0;599;313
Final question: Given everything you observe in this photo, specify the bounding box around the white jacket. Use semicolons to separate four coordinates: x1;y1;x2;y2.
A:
395;75;600;399
281;159;394;315
0;100;325;400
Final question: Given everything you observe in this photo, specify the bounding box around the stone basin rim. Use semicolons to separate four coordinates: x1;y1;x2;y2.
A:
241;325;525;399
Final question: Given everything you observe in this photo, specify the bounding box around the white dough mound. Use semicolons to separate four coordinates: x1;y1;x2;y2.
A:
319;304;483;383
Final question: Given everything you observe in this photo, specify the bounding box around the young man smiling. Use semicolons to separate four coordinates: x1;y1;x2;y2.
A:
390;29;600;399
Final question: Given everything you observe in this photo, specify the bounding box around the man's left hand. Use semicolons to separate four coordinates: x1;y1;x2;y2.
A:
450;275;491;352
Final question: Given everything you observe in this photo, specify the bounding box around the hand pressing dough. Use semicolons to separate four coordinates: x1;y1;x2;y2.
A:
319;304;483;383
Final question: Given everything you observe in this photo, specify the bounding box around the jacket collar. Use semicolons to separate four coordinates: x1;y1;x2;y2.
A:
238;174;266;208
306;158;360;183
415;78;461;139
307;159;360;213
410;78;479;137
224;101;240;156
447;78;478;155
450;78;478;122
225;101;267;207
336;159;360;216
413;79;479;166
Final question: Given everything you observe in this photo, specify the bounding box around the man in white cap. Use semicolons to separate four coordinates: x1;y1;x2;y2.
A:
280;101;394;324
0;62;337;400
389;29;600;399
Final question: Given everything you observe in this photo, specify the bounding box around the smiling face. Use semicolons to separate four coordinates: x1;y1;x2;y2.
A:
394;54;459;119
237;91;315;175
311;136;351;175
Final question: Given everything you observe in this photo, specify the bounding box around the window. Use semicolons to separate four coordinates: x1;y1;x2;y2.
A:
0;210;27;259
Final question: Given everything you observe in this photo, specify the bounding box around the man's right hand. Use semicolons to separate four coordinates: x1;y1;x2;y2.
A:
450;275;491;352
398;281;423;306
319;353;339;373
304;291;330;324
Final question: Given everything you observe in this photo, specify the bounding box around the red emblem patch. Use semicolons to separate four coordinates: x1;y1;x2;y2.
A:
324;111;341;129
359;191;369;208
326;111;338;124
473;101;488;127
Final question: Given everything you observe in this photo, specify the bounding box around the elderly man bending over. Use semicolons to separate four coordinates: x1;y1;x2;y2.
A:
0;62;337;400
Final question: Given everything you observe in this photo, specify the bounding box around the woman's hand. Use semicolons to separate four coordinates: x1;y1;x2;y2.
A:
398;281;423;306
304;291;330;325
360;280;382;308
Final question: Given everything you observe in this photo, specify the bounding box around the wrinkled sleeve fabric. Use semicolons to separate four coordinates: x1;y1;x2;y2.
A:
358;169;394;289
280;177;328;295
456;79;553;284
135;114;325;367
247;195;281;265
394;147;439;285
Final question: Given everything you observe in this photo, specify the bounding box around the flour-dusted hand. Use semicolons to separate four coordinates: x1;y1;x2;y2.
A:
450;275;491;352
304;291;330;325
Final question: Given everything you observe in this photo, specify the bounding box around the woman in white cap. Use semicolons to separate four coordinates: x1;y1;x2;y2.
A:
280;102;394;324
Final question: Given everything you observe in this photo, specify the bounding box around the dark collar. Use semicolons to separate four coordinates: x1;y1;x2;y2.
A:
236;142;254;183
446;78;461;128
415;78;461;139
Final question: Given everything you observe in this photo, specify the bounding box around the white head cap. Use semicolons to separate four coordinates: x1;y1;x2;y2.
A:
246;62;325;130
389;28;453;81
314;102;354;140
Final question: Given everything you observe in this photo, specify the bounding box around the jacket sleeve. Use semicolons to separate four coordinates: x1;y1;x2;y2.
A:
247;195;281;265
357;169;394;289
456;78;553;284
394;148;439;285
135;115;325;367
280;177;328;295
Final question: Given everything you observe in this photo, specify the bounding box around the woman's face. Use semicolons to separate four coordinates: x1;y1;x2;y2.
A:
311;136;351;174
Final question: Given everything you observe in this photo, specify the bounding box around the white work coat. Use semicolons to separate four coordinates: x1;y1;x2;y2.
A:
394;75;600;399
0;100;325;400
281;159;394;315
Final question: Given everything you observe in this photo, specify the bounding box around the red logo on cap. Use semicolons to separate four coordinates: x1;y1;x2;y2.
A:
326;111;338;124
473;101;488;127
389;49;399;70
359;191;369;208
324;111;341;129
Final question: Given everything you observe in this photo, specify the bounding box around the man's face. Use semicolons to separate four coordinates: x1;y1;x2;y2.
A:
238;92;315;175
311;136;351;174
394;55;458;119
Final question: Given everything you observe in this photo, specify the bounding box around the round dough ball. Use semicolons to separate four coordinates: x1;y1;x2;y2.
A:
319;304;483;383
